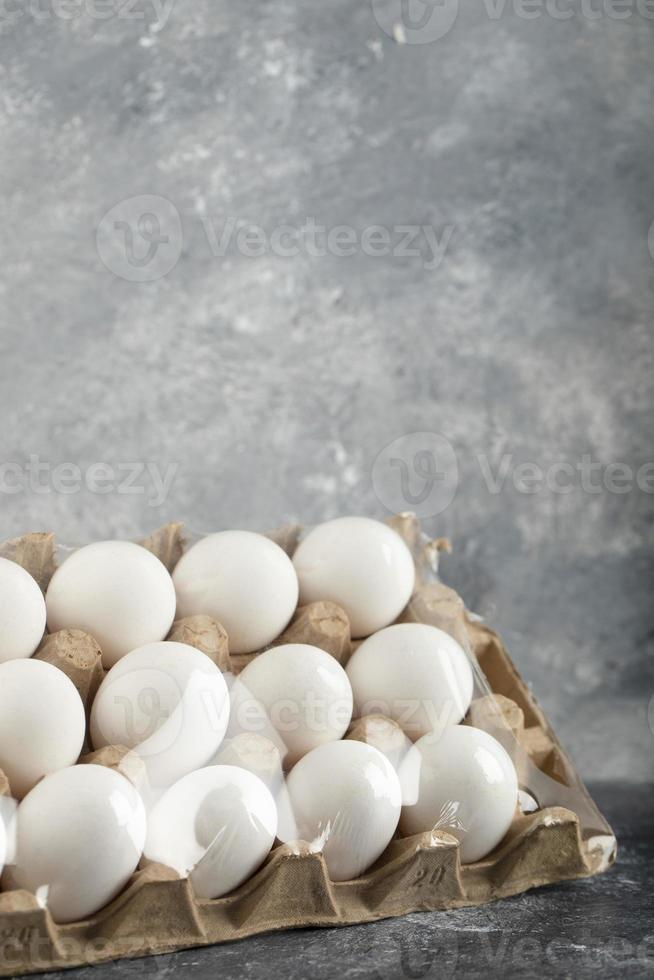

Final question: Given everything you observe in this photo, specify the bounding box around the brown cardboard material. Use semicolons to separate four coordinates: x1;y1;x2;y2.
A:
230;600;351;674
273;601;351;664
167;615;231;672
138;523;185;573
0;533;56;593
34;631;104;714
0;525;616;976
212;733;283;789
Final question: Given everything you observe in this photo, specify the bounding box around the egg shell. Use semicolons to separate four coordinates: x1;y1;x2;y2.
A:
346;623;474;739
2;765;146;923
292;517;415;638
0;557;46;663
172;531;299;655
234;644;353;768
90;641;230;793
144;765;277;899
280;740;401;881
45;541;176;668
0;659;86;799
399;725;519;862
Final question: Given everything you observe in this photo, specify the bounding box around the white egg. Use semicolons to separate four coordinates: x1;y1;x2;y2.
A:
144;765;277;899
292;517;415;638
0;659;86;799
46;541;176;668
399;725;518;862
3;764;146;923
280;740;401;881
234;644;353;768
172;531;299;655
0;557;46;663
346;623;473;739
90;641;230;793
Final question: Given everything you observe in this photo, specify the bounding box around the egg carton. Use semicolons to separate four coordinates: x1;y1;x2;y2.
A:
0;522;616;976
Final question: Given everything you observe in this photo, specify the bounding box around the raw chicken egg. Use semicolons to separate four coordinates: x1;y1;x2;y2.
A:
144;765;277;899
346;623;473;739
399;724;518;862
233;644;353;768
280;740;401;880
0;558;46;663
292;517;415;638
90;641;229;794
0;659;86;799
3;764;146;922
172;531;299;655
46;541;176;668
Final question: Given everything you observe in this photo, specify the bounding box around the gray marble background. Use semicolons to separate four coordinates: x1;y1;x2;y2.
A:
1;0;652;781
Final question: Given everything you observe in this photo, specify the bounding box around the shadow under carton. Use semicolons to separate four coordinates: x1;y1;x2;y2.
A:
0;525;616;976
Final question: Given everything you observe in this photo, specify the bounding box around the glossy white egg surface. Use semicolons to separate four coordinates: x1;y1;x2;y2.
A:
0;557;46;663
3;765;146;923
45;541;176;668
144;765;277;899
90;642;229;792
399;724;518;862
280;740;401;881
292;517;415;638
346;623;473;739
0;659;86;799
234;644;353;768
172;531;299;655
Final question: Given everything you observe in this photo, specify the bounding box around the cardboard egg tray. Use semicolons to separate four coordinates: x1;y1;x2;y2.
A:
0;522;617;976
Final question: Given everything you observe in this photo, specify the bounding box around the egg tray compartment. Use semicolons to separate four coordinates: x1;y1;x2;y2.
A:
0;524;617;976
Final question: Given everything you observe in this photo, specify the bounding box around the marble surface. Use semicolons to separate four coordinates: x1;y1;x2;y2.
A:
35;782;653;980
0;1;653;783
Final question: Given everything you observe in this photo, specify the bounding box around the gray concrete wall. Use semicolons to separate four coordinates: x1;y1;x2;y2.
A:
1;0;652;781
